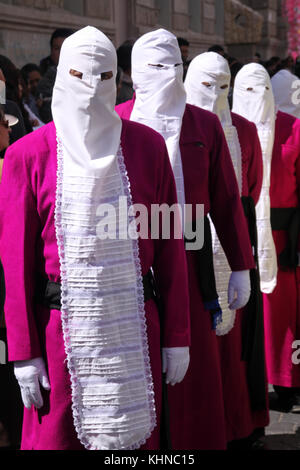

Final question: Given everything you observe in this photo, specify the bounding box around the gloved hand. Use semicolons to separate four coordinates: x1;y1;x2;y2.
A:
228;270;251;311
162;347;190;386
14;357;51;410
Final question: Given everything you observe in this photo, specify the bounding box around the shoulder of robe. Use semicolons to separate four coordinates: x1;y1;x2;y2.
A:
231;111;256;136
181;104;221;146
121;118;167;153
276;110;300;145
115;99;133;119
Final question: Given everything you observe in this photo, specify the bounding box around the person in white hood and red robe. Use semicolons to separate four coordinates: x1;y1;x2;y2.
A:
116;29;256;450
184;52;268;448
233;63;300;412
0;26;191;450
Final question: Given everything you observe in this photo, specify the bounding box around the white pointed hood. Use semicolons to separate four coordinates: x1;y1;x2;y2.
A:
52;25;122;172
271;68;300;119
52;26;156;451
185;51;243;334
233;63;277;293
232;63;275;126
130;28;186;223
185;51;232;126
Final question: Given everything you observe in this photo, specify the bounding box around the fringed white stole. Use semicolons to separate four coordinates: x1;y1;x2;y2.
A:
55;137;156;450
210;126;243;336
255;125;278;294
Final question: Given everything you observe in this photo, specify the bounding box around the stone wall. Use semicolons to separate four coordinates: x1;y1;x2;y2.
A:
224;0;263;62
0;0;118;67
0;0;288;68
240;0;288;59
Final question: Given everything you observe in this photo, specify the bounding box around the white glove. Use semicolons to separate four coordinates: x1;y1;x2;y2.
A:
14;357;51;410
162;347;190;386
228;270;251;311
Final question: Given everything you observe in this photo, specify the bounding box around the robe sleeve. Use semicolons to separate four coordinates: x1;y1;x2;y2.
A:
209;118;255;271
246;122;263;206
0;145;42;361
152;144;191;348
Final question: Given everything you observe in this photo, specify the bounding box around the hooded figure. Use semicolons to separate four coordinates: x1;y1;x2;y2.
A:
233;63;278;295
271;68;300;119
130;29;186;220
116;29;255;450
185;53;268;447
0;26;191;450
234;63;300;411
185;52;243;335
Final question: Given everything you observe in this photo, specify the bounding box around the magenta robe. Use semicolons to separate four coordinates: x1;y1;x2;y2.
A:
0;120;191;450
263;111;300;388
116;100;255;450
217;112;269;443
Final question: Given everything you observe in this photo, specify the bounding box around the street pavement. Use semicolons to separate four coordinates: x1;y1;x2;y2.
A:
262;387;300;450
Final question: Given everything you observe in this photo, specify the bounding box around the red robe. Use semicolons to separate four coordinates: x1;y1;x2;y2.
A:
0;119;190;450
116;100;255;450
217;112;269;443
263;110;300;388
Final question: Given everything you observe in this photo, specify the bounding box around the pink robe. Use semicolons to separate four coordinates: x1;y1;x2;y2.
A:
263;110;300;388
0;119;191;450
116;100;255;450
217;112;269;443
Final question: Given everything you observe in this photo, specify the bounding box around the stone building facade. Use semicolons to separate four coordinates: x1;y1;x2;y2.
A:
0;0;288;68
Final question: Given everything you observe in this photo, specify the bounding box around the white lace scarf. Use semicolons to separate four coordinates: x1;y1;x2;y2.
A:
210;125;243;335
55;137;156;450
255;124;278;293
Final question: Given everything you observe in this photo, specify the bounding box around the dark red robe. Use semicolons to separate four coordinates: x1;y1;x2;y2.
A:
116;99;255;450
0;119;191;450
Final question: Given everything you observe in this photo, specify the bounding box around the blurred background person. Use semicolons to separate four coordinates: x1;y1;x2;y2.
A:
0;55;32;134
253;52;262;64
208;44;226;57
37;28;74;123
265;56;282;77
18;72;44;131
21;63;42;118
116;40;134;104
177;37;190;79
39;28;75;76
295;56;300;79
0;69;25;155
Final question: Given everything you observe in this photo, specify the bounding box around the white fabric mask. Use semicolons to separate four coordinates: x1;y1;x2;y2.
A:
52;27;121;172
233;63;278;294
185;52;243;334
232;63;275;126
131;29;186;225
185;52;232;126
52;26;156;450
271;69;300;119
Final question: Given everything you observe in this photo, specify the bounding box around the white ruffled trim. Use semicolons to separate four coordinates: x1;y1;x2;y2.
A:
54;136;156;450
214;125;243;336
255;124;278;294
